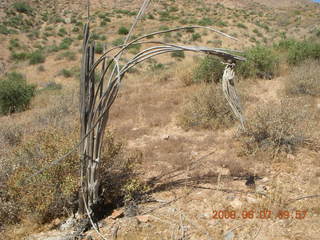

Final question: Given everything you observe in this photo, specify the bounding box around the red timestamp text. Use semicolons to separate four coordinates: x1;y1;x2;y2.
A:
212;210;308;220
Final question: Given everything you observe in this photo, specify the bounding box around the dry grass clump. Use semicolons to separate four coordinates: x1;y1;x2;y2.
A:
240;98;315;158
0;127;145;227
284;59;320;96
178;84;236;130
3;127;79;225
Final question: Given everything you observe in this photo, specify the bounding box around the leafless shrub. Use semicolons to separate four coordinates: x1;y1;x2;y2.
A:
240;98;316;158
178;84;236;129
285;59;320;96
0;124;23;146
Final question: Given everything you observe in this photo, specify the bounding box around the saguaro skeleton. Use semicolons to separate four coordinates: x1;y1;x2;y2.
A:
78;11;246;219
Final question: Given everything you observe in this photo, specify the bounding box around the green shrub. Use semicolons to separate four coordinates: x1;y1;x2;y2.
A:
237;45;279;79
236;23;247;29
58;51;76;61
72;26;80;33
287;40;320;65
12;2;33;15
198;17;213;26
285;59;320;96
29;50;46;64
95;42;104;54
112;38;124;46
59;37;73;50
192;56;225;83
59;69;73;78
11;52;29;61
171;51;185;59
58;28;67;37
128;43;141;54
178;85;235;129
0;24;11;34
9;39;20;51
118;26;129;35
0;72;36;114
191;33;201;41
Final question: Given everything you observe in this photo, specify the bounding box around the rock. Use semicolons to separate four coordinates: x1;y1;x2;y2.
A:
246;196;258;204
287;154;295;160
224;231;235;240
162;135;169;140
124;200;139;217
59;217;77;231
230;199;242;209
136;215;151;223
226;195;236;201
64;17;71;24
110;209;124;219
256;185;268;194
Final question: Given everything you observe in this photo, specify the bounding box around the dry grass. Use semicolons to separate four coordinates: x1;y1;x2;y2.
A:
240;98;317;159
285;59;320;96
178;84;236;130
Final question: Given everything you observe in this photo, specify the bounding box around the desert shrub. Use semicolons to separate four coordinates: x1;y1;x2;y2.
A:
95;42;104;54
236;23;247;29
287;40;320;65
11;51;29;61
42;81;62;91
58;50;76;61
37;65;45;72
59;69;73;78
118;26;129;35
192;56;225;84
12;2;33;15
171;51;185;59
240;99;314;158
285;59;320;96
128;43;141;54
72;26;80;32
8;38;20;51
5;128;79;223
29;50;45;64
0;24;11;34
178;85;235;129
112;38;124;46
0;124;23;146
0;72;36;114
237;45;279;79
198;17;213;26
58;27;67;37
59;37;73;50
191;33;201;41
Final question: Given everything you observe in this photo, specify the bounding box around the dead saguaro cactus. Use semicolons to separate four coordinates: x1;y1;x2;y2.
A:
78;0;246;221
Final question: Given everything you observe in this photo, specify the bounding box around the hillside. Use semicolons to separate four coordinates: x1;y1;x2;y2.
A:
1;0;320;240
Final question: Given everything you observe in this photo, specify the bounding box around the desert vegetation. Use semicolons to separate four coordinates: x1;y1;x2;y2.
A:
1;0;320;239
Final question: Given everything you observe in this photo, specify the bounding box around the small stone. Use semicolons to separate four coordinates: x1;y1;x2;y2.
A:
230;199;242;209
59;216;77;231
246;196;258;204
287;154;295;160
226;195;236;201
110;209;124;219
224;231;235;240
64;17;71;24
162;135;169;140
136;215;151;223
256;185;268;194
